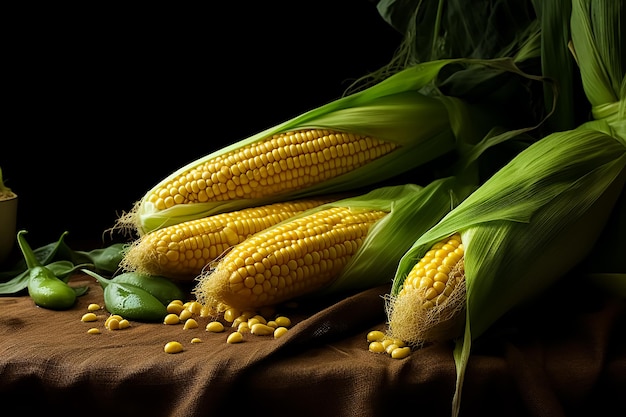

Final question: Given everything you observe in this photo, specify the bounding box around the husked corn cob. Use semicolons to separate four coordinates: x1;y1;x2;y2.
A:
149;129;397;211
120;198;336;281
194;206;388;312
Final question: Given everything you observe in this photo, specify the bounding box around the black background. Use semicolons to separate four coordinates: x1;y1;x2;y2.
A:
2;1;402;251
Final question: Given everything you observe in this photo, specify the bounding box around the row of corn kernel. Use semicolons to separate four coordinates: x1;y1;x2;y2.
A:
366;330;411;359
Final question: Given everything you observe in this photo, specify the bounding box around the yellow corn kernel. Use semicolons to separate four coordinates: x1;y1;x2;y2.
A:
190;337;202;343
87;328;101;335
274;316;291;328
368;341;386;353
250;323;275;336
146;129;397;211
104;314;125;330
390;346;411;359
87;303;101;312
81;313;98;322
178;309;193;321
106;318;120;330
399;233;465;309
164;341;184;354
194;206;387;311
206;321;225;333
121;198;336;280
167;302;185;315
237;322;250;333
186;301;202;315
273;326;289;339
227;331;244;344
366;330;385;342
163;313;181;325
183;318;199;330
223;307;241;323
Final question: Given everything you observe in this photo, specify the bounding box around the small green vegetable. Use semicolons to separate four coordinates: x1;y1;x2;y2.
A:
81;269;168;322
106;271;186;305
17;230;81;310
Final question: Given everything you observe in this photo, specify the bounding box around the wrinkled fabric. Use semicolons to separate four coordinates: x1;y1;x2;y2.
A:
0;271;624;417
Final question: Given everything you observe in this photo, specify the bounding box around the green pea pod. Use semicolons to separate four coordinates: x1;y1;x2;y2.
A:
17;230;77;310
109;272;186;305
0;260;93;295
81;269;168;322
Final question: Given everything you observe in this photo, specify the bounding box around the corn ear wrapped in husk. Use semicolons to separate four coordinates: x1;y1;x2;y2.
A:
384;127;626;416
117;56;542;236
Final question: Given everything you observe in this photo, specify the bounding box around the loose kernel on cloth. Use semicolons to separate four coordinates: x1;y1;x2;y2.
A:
81;313;98;322
164;341;184;354
206;321;225;333
163;313;180;325
226;332;243;344
183;318;199;329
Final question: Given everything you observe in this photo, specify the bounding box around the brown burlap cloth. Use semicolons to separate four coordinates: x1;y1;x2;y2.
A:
1;271;624;417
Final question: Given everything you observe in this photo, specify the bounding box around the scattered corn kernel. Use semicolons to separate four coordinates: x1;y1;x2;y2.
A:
266;320;278;328
227;332;244;344
87;328;101;334
164;341;184;354
206;321;225;332
237;322;250;333
367;330;385;342
87;303;101;312
81;313;98;322
385;343;400;355
250;323;274;336
167;302;185;315
274;316;292;328
107;318;120;330
247;317;262;327
190;337;202;343
223;307;240;323
390;346;411;359
105;314;123;325
183;318;199;330
178;309;193;321
274;326;288;339
118;319;131;329
368;341;385;353
186;301;202;315
163;313;180;325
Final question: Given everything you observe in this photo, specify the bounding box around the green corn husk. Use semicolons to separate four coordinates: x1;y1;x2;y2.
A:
117;57;543;237
384;127;626;417
193;179;475;313
569;0;625;138
568;0;626;295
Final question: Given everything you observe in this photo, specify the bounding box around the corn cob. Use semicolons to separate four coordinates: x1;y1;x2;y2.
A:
196;206;388;311
383;127;626;417
119;198;337;281
116;59;512;236
194;180;475;313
